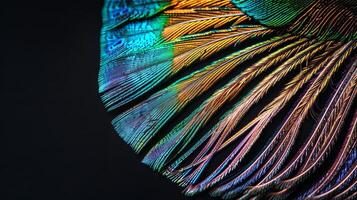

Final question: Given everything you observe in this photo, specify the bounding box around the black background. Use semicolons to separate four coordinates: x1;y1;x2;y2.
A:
1;1;211;200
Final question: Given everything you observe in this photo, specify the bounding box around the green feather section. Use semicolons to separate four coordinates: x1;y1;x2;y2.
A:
231;0;314;27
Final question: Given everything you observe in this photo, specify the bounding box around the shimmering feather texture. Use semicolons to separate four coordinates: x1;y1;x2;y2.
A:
99;0;357;199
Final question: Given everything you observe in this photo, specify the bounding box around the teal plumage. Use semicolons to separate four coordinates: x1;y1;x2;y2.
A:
232;0;314;27
99;0;357;199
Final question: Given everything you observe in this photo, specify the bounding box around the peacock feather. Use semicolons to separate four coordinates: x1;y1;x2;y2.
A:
99;0;357;199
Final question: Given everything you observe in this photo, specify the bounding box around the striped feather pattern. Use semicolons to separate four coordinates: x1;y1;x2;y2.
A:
99;0;357;199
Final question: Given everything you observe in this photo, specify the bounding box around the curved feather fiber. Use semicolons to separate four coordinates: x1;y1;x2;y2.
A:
209;42;342;199
143;37;308;171
173;41;328;190
244;42;357;199
308;111;356;199
99;0;357;199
